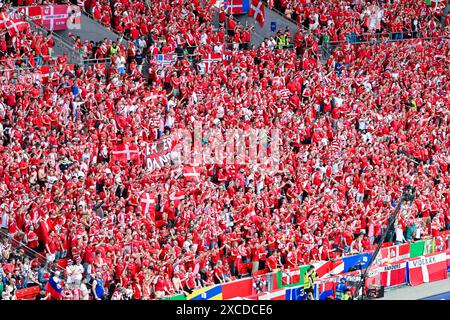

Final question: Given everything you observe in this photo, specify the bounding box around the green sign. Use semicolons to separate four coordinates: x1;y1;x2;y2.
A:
163;293;187;300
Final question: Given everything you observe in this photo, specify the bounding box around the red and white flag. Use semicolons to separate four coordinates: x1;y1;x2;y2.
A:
408;252;447;286
6;19;28;36
313;260;344;278
183;165;200;183
324;259;345;278
144;90;166;104
112;143;140;163
249;0;265;27
140;192;156;221
0;12;9;30
312;261;331;278
169;191;186;207
374;262;407;288
201;53;222;73
42;5;69;31
17;6;44;26
271;76;285;88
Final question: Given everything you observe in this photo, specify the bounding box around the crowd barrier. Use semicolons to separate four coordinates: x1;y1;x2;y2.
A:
164;232;450;300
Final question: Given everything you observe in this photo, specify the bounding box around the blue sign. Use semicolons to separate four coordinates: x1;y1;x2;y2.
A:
271;22;276;32
285;286;307;300
342;253;373;273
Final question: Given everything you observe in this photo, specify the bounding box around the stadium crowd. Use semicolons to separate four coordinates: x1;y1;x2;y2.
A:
274;0;450;42
82;0;256;52
1;0;450;300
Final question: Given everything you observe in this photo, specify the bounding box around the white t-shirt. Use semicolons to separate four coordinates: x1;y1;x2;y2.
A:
66;265;76;283
1;210;8;229
72;264;84;281
80;283;89;300
200;33;208;45
395;226;405;242
334;96;343;107
358;119;367;130
115;56;126;69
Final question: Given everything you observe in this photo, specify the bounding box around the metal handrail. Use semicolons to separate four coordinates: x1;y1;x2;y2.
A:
9;6;83;64
0;228;96;293
0;228;65;273
316;34;448;62
0;66;50;73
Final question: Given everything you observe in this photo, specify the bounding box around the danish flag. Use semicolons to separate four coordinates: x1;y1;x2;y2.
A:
249;0;265;27
272;76;285;88
112;143;140;163
140;192;156;221
183;165;201;182
169;191;186;207
6;19;28;36
223;0;250;14
144;90;165;103
0;12;8;29
202;53;222;73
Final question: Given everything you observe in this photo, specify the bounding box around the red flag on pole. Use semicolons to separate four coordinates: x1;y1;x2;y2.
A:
6;19;28;36
249;0;265;27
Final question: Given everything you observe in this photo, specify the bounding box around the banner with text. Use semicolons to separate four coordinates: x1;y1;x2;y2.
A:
145;136;176;172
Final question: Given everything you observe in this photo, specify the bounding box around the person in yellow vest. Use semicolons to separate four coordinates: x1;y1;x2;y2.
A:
309;265;318;283
279;35;286;49
282;31;290;48
341;289;353;300
303;265;317;298
109;42;119;57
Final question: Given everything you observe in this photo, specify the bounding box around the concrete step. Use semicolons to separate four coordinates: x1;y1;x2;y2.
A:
444;1;450;26
233;4;298;46
55;12;124;44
